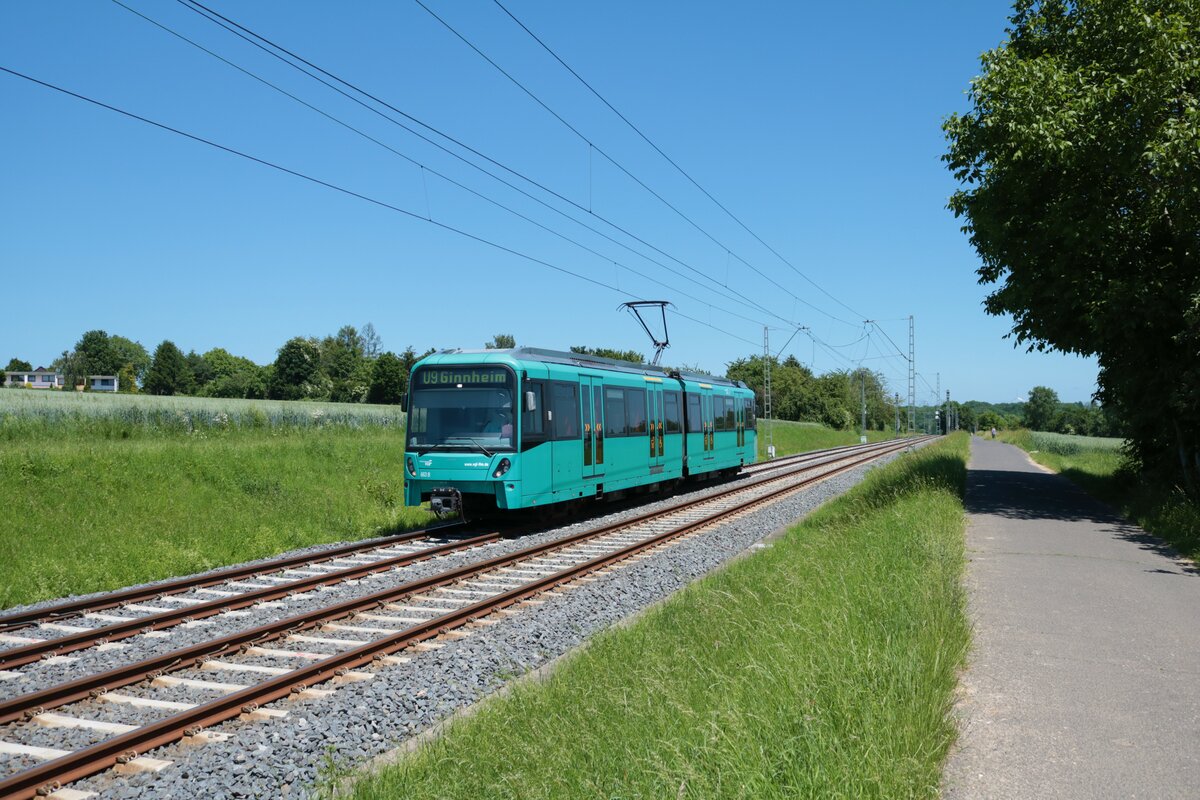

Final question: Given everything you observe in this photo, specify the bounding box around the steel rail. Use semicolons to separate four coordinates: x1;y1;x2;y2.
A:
0;439;910;666
0;530;506;669
0;437;906;633
0;521;470;630
0;438;918;728
0;438;921;800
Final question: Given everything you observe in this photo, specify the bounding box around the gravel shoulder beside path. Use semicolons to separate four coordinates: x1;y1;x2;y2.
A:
942;438;1200;800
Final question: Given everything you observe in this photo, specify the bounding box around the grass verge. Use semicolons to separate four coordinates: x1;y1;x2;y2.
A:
998;430;1200;562
0;427;432;609
759;419;897;459
343;434;970;800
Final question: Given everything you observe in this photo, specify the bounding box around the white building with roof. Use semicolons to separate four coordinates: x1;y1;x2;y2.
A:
4;367;63;389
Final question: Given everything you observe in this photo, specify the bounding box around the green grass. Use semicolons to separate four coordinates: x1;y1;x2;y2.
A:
758;418;899;459
0;389;405;441
0;427;432;609
998;430;1200;562
343;434;971;800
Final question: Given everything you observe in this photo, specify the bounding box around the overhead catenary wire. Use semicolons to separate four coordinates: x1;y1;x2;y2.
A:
174;0;798;330
109;0;771;331
0;64;762;356
411;0;861;329
491;0;868;324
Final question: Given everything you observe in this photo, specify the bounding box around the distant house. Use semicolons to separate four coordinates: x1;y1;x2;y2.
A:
4;367;63;389
88;375;119;392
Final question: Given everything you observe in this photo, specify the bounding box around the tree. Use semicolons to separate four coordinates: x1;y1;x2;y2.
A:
74;330;118;376
485;333;516;349
117;363;139;394
367;352;407;405
143;341;195;396
570;345;645;363
944;0;1200;489
361;322;382;360
1025;386;1060;432
109;336;150;382
5;358;31;372
269;337;328;401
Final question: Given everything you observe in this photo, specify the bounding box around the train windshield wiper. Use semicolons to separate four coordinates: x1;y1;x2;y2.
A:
446;436;493;457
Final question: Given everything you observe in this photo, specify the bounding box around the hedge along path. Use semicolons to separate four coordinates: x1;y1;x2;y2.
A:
345;435;971;800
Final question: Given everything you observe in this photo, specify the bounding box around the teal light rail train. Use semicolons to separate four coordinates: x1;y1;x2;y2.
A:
404;347;757;517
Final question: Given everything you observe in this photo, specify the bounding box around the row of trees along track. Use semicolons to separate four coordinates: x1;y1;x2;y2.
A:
944;0;1200;494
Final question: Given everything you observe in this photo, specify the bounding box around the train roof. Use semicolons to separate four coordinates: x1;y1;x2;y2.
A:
421;347;748;390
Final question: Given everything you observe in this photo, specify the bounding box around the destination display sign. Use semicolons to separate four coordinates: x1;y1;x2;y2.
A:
417;367;509;387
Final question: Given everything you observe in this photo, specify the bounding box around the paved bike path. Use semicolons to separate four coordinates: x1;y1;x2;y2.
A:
942;438;1200;799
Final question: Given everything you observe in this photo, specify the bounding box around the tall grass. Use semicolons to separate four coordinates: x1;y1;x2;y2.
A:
344;435;970;799
758;418;897;459
0;389;405;441
0;427;431;609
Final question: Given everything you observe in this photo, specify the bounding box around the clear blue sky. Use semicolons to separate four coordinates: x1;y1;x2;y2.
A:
0;0;1099;404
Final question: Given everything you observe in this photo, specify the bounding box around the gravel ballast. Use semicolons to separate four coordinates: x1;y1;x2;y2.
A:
3;446;919;799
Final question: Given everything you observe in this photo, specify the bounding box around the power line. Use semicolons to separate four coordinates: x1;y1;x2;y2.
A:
411;0;861;329
492;0;868;324
1;63;768;361
109;0;772;332
175;0;798;330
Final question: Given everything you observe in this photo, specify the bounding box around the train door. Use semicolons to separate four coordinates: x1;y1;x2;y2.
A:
735;395;745;452
580;377;604;480
647;382;664;471
701;390;715;459
548;380;581;489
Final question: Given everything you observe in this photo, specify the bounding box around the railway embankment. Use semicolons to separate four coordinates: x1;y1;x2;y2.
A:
342;434;970;799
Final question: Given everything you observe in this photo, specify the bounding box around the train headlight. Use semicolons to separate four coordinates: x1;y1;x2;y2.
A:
406;456;416;477
493;458;511;478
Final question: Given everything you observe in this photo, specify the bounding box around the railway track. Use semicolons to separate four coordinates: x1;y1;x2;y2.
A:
0;438;896;670
0;437;926;799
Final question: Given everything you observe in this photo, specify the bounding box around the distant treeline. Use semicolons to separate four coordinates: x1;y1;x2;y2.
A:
7;336;1115;436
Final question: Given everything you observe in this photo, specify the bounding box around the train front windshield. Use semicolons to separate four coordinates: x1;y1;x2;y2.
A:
408;366;516;453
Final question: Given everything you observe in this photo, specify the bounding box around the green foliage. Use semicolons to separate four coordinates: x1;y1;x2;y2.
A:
944;0;1200;491
74;329;118;377
1024;385;1060;432
116;363;138;394
109;335;150;382
485;333;516;349
5;358;32;372
568;345;646;363
367;352;407;405
143;340;195;396
269;337;327;401
726;355;903;431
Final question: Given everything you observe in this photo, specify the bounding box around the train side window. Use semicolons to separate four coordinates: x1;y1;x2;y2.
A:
714;397;727;431
745;397;756;429
664;391;682;433
550;382;579;440
521;381;546;450
625;389;647;434
724;397;736;430
686;394;702;433
604;387;627;436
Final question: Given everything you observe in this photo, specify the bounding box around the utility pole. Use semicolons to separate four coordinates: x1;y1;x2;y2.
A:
894;392;900;437
907;316;916;432
946;390;952;433
860;371;867;444
763;326;774;459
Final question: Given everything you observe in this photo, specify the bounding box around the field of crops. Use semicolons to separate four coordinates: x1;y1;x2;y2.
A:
1019;430;1126;456
0;388;405;439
